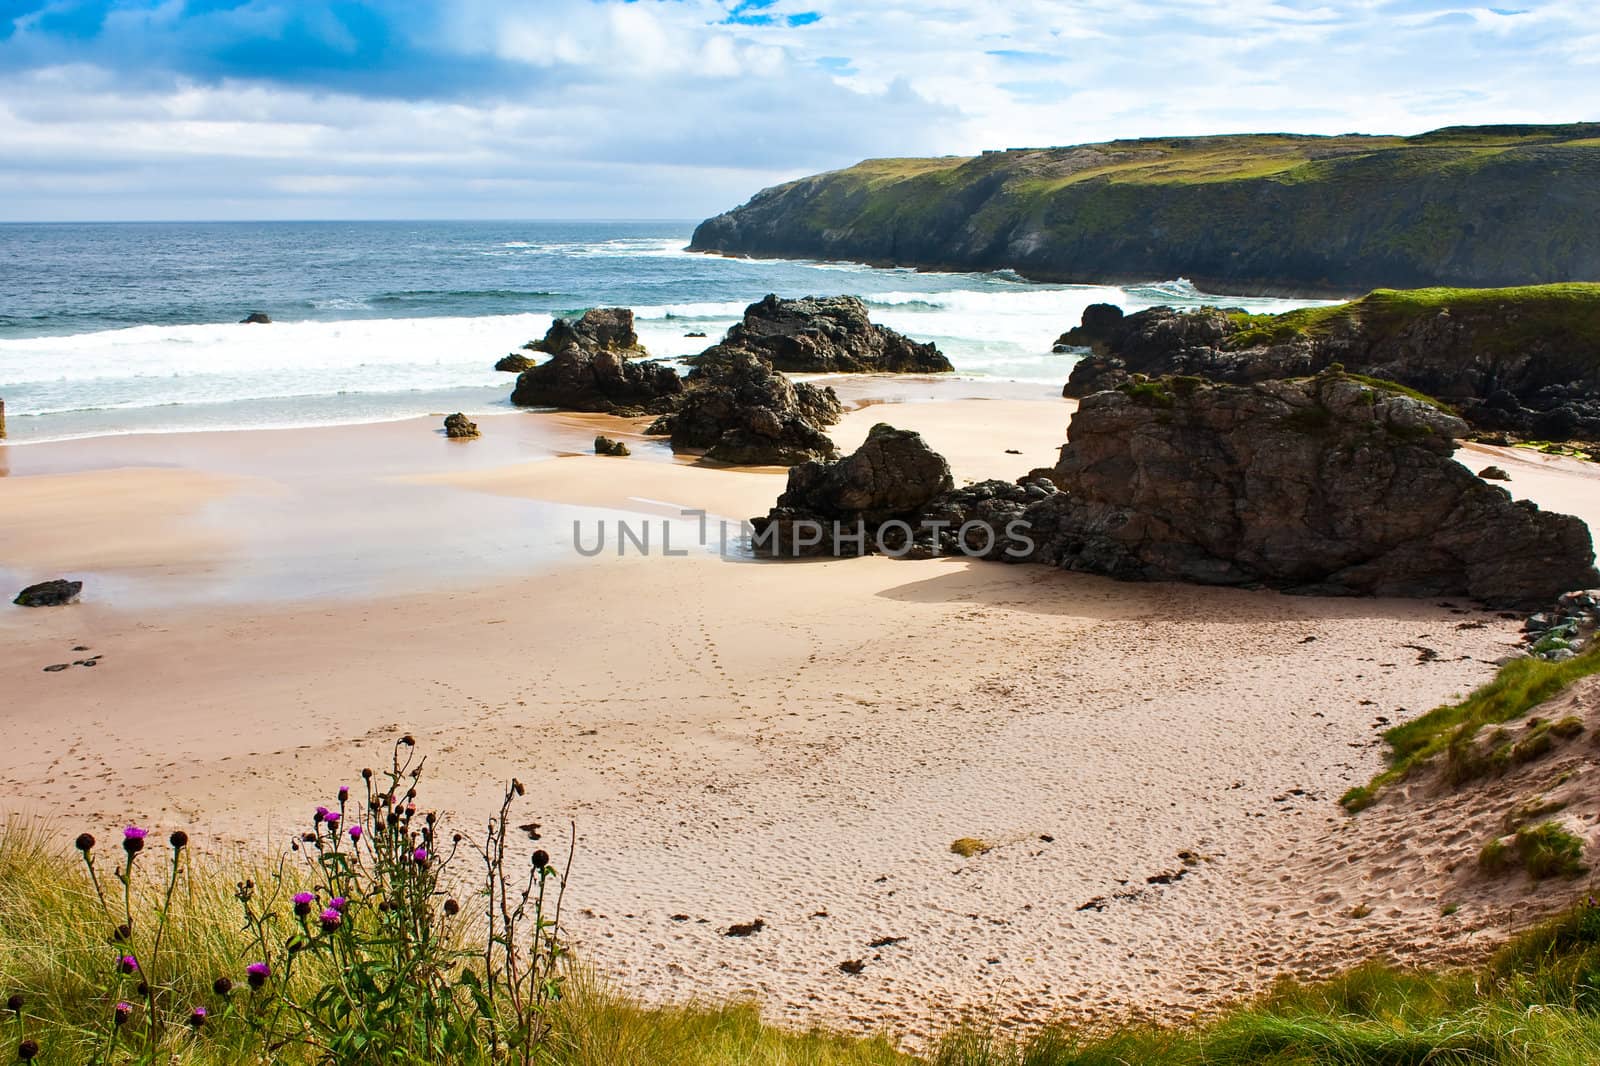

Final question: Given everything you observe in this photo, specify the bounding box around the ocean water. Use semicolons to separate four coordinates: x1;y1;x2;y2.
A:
0;220;1327;443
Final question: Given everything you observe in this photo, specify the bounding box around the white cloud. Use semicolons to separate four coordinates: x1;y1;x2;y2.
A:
0;0;1597;219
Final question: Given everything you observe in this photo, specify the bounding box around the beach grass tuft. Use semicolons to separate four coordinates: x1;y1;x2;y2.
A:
1341;645;1600;811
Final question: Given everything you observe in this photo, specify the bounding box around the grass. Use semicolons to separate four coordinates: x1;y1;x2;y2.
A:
699;122;1600;294
7;819;1600;1064
1225;284;1600;369
949;838;992;858
1480;822;1590;881
1341;646;1600;811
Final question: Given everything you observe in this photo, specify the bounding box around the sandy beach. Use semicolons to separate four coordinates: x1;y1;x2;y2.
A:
3;380;1599;1040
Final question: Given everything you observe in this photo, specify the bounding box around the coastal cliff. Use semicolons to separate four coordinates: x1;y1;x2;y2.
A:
690;124;1600;296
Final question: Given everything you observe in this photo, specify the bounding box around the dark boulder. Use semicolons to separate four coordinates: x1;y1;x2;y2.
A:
1479;465;1512;481
444;413;479;439
707;294;953;374
1054;303;1125;351
527;308;641;356
1025;374;1597;607
14;579;82;607
495;353;538;373
656;346;842;466
594;436;630;456
751;423;953;554
240;312;271;325
511;350;681;414
510;308;682;415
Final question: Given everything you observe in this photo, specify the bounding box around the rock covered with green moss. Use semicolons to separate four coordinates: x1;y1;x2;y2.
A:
1061;285;1600;443
1024;374;1597;606
691;124;1600;294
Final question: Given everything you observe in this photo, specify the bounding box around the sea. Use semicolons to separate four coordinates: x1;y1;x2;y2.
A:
0;220;1327;443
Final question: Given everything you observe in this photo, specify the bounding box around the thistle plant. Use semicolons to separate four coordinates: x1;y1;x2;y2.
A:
37;735;572;1066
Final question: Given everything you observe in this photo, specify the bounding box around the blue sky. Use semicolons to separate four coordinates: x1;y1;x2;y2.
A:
0;0;1595;220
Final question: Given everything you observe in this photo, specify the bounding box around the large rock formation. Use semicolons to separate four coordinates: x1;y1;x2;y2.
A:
510;308;682;415
751;374;1598;606
705;295;952;374
1026;375;1597;606
649;347;842;466
1058;288;1600;445
691;124;1600;295
751;423;954;554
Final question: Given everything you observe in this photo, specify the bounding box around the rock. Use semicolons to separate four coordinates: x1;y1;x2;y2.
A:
1024;375;1598;607
510;308;682;415
1057;295;1600;444
703;294;953;374
495;353;538;373
1054;302;1125;352
1479;465;1512;481
240;311;271;324
526;307;641;356
14;579;82;607
661;346;841;466
443;413;479;439
594;436;630;457
751;423;953;554
684;331;707;338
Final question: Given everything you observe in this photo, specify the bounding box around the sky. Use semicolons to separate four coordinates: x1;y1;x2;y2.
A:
0;0;1596;221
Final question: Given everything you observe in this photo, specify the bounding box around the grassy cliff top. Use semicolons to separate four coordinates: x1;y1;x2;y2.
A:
782;123;1600;198
1222;283;1600;357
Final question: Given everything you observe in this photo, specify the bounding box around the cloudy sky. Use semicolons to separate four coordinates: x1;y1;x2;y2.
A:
1;0;1595;221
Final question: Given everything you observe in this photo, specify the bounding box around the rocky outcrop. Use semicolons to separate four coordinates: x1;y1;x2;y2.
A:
14;579;82;607
649;346;842;466
240;312;271;325
510;309;682;415
1025;375;1597;606
1058;289;1600;445
594;436;630;456
751;424;954;554
495;353;537;373
526;308;641;357
704;295;952;374
444;413;479;439
691;124;1600;295
750;375;1597;606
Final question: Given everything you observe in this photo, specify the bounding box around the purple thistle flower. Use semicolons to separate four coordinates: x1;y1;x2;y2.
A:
245;962;269;990
348;825;363;842
325;811;341;827
337;786;350;803
412;846;429;865
118;955;138;974
114;1001;132;1025
330;896;348;912
122;826;147;856
313;806;329;825
189;1005;207;1028
318;907;342;932
293;891;314;917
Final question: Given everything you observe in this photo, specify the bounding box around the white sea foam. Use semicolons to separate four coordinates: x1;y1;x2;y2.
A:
0;265;1332;441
